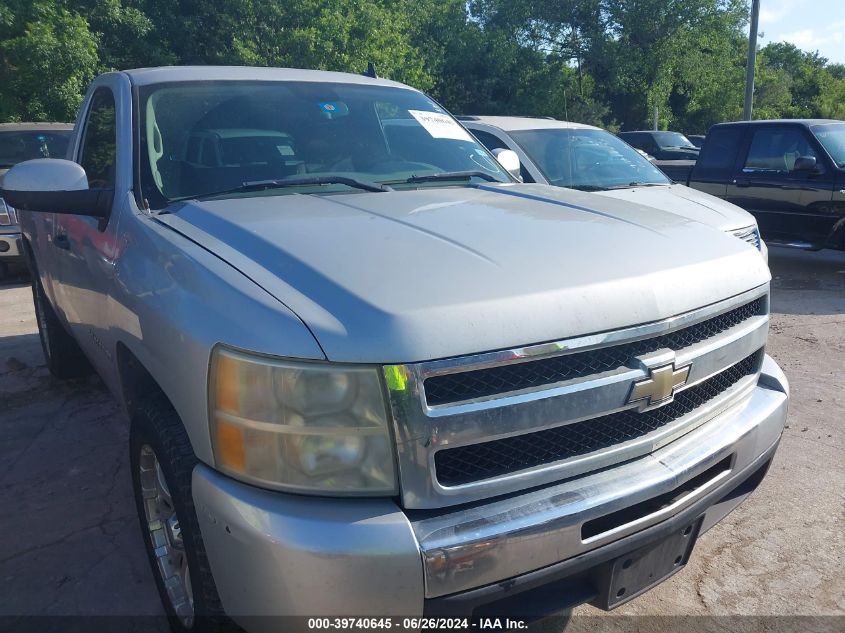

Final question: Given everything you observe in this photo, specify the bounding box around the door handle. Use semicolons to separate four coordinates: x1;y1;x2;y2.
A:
54;233;71;250
732;179;751;188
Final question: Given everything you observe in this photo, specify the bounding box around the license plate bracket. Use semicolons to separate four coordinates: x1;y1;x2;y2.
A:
592;517;703;610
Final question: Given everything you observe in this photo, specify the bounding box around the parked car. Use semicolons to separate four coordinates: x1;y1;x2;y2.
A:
617;130;700;160
687;134;706;148
461;116;766;258
0;123;73;277
2;67;787;632
671;119;845;250
635;148;657;161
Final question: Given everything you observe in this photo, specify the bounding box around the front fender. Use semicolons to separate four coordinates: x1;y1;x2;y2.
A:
110;211;325;465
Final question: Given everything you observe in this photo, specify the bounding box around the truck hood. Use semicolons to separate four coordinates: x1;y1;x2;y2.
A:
595;184;755;232
157;183;770;363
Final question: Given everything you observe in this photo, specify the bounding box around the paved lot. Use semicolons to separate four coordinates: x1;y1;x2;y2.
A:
0;248;843;627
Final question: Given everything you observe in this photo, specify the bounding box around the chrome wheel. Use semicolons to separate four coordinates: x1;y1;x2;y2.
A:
139;444;194;627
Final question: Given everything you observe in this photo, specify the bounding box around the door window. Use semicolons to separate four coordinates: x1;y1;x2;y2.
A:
694;126;744;180
79;88;117;188
744;128;817;173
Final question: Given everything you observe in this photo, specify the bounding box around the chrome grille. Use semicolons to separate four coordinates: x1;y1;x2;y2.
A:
384;287;770;509
424;297;763;406
434;350;762;486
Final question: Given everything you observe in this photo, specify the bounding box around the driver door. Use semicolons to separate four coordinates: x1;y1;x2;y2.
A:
726;125;835;246
51;79;127;375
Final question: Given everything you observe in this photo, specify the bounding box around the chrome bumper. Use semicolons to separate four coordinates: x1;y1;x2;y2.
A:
193;355;787;624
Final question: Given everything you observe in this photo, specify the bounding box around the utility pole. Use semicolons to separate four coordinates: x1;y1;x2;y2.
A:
743;0;761;120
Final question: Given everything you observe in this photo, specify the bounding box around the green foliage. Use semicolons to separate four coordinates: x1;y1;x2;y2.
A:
754;42;845;121
0;1;99;121
1;0;844;131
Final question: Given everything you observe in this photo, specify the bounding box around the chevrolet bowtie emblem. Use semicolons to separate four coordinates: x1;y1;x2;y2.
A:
629;362;691;408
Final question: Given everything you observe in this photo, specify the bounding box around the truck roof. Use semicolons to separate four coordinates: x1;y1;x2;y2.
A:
120;66;414;90
711;119;844;128
618;130;687;135
459;115;597;131
0;122;74;131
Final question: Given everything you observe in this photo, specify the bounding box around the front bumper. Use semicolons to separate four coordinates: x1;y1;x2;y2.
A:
193;355;788;626
0;230;22;259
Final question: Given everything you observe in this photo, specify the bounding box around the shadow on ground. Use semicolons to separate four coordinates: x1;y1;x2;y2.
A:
0;328;163;617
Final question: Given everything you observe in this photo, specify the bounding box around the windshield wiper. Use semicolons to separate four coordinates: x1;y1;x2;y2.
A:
392;171;504;185
571;182;665;191
567;184;609;192
170;175;393;203
603;182;667;190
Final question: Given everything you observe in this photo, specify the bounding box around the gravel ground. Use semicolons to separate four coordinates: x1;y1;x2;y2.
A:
0;247;843;630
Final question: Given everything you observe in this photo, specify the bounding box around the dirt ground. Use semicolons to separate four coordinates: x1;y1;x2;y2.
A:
0;247;843;629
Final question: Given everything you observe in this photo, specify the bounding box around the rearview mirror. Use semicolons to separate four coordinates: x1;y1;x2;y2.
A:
792;155;818;173
0;159;113;219
492;148;522;180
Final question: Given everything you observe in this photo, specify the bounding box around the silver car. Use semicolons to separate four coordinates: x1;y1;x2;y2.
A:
461;116;767;259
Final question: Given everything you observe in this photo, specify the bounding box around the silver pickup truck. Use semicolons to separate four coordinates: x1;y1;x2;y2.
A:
1;67;788;632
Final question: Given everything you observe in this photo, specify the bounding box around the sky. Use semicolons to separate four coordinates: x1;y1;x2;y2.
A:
758;0;845;64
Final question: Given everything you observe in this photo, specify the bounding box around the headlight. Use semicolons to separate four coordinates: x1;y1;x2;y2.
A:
0;198;12;226
730;225;762;251
209;347;397;495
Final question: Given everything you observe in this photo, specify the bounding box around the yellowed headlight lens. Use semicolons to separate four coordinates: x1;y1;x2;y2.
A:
209;347;396;494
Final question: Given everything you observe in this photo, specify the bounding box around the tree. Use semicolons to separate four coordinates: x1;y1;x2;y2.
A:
0;1;99;121
594;0;749;130
115;0;432;88
755;42;845;120
1;0;842;127
469;0;751;131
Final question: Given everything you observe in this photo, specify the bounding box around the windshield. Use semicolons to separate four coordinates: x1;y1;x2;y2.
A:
651;131;696;149
813;123;845;167
510;128;671;190
0;130;71;169
137;81;509;208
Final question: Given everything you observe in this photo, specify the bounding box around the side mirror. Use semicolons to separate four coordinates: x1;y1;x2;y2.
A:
792;155;818;173
0;159;112;219
492;148;522;180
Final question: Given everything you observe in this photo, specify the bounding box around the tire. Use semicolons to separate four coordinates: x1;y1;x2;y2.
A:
130;395;237;633
30;274;93;379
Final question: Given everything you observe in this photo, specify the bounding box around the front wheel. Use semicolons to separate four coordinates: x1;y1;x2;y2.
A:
130;395;236;632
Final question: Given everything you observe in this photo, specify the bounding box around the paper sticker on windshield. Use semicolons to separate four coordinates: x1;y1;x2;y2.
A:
318;101;349;118
408;110;474;142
